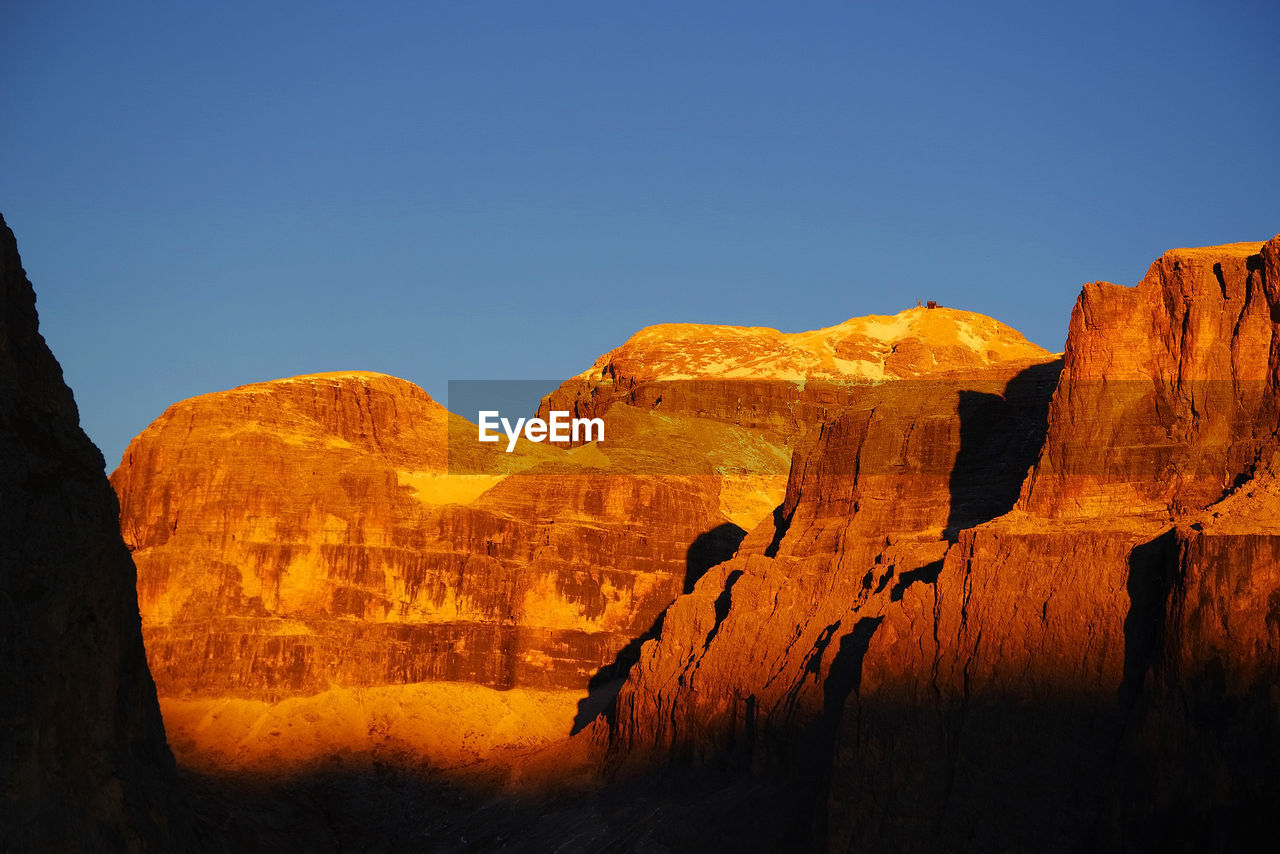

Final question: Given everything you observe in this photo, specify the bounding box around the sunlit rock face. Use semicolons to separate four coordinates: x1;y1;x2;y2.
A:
111;370;770;771
0;214;188;850
110;307;1049;774
111;373;744;700
1020;239;1277;517
610;237;1280;851
540;307;1051;440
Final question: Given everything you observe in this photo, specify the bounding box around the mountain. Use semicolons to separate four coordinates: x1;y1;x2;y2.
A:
0;213;189;850
608;236;1280;851
12;208;1278;851
539;307;1050;438
109;306;1050;779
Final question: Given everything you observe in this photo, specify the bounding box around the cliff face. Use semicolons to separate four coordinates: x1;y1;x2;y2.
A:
608;359;1061;768
111;373;747;703
609;236;1280;851
1021;240;1277;517
0;214;186;850
109;360;791;769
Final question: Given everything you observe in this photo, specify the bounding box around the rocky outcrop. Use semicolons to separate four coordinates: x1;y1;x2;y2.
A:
825;239;1280;851
608;237;1280;852
1021;240;1278;517
0;214;188;850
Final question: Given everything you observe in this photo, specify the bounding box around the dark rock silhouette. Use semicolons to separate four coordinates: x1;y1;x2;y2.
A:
0;214;189;851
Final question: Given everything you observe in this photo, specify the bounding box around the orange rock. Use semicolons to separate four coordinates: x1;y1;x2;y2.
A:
111;373;751;704
1021;239;1278;517
609;236;1280;851
112;307;1046;775
540;307;1051;441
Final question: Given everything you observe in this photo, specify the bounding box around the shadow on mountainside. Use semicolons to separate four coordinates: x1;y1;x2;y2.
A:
1121;529;1177;705
571;522;746;734
946;359;1061;536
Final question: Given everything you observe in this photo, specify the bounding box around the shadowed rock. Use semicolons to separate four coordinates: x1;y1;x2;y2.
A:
0;213;190;850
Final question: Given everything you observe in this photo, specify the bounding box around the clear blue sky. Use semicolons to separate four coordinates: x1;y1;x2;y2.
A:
2;0;1276;468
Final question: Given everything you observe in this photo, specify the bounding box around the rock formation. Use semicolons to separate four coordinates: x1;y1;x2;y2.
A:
608;237;1280;851
0;213;188;850
110;307;1048;775
84;232;1280;851
107;372;746;768
539;307;1050;441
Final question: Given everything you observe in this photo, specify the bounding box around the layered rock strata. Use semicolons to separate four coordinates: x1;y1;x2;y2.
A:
111;374;750;701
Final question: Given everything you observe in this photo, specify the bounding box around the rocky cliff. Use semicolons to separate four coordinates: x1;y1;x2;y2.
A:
608;236;1280;851
108;373;755;767
1021;240;1277;517
110;307;1048;774
96;234;1280;850
0;214;188;850
18;201;1280;851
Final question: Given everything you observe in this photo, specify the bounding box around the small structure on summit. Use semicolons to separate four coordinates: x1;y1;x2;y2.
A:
926;300;938;309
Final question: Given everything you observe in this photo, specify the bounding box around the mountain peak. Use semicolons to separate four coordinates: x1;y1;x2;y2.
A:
586;306;1052;384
